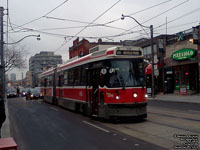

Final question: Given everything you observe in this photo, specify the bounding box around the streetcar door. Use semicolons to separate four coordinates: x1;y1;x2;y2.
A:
92;69;100;116
58;73;64;103
53;70;57;105
86;68;100;116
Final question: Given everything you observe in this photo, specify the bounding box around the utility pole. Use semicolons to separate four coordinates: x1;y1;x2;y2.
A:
0;7;5;101
22;72;23;86
150;25;155;98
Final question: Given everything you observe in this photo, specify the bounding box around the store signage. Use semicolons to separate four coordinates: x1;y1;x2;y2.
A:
171;49;195;61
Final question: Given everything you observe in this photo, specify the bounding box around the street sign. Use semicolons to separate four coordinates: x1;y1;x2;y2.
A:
154;69;159;76
177;32;184;41
154;64;157;70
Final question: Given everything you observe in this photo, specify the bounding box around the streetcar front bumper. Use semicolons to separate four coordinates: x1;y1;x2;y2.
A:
98;102;147;119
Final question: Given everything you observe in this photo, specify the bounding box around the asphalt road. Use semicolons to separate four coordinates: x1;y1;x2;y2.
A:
8;97;165;150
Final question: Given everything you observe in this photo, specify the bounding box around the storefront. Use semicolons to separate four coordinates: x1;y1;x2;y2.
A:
165;45;199;94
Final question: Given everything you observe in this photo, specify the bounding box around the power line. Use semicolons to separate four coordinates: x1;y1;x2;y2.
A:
8;0;70;32
154;8;200;30
45;16;128;31
114;0;190;40
5;20;145;39
54;0;121;52
104;0;172;25
155;21;200;33
44;0;172;32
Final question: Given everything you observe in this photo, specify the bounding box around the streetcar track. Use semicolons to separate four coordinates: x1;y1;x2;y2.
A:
148;112;200;122
147;112;200;134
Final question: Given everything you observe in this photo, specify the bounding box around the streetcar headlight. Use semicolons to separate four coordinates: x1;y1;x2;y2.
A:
133;93;138;98
145;94;148;98
31;94;33;98
116;96;120;100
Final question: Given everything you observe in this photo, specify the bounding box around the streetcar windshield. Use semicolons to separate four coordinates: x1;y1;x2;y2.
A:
104;59;145;88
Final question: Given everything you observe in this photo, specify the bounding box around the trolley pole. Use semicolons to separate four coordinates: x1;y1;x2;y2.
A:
0;7;5;102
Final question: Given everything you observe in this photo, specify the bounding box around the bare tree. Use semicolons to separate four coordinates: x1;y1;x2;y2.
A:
4;45;27;72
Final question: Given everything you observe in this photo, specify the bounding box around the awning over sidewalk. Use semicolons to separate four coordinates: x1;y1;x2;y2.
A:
145;64;152;75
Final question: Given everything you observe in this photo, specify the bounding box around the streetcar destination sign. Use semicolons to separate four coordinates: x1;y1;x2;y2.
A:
116;50;141;56
171;48;195;61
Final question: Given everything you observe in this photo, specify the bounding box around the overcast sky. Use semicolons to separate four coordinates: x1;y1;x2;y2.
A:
0;0;200;79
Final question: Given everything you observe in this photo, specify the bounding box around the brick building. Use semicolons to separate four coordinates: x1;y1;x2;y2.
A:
69;38;97;59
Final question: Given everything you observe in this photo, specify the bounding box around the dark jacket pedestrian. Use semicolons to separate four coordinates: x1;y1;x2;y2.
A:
17;87;20;97
0;100;6;138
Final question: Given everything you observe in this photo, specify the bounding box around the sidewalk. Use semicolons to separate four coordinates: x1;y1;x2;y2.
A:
1;99;11;138
147;93;200;104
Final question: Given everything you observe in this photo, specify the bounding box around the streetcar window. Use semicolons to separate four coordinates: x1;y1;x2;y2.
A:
44;78;47;87
68;69;74;85
74;67;81;86
58;75;64;87
106;59;145;88
64;71;68;86
48;75;53;86
81;64;88;86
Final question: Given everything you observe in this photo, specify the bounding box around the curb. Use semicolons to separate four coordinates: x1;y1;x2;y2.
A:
1;99;11;138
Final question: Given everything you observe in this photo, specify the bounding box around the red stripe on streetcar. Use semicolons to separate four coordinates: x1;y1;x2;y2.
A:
106;50;114;55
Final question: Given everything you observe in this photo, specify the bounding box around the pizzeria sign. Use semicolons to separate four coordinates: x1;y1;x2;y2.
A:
171;48;195;61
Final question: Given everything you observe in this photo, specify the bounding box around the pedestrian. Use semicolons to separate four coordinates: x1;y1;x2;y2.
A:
0;100;6;138
17;87;20;97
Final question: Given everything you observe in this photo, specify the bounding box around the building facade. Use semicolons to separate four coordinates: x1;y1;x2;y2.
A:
69;38;97;59
10;73;16;82
25;71;32;87
137;25;200;95
164;26;200;94
29;51;62;87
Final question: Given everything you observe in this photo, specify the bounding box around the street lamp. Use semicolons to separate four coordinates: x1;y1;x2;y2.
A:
121;14;155;97
4;34;40;45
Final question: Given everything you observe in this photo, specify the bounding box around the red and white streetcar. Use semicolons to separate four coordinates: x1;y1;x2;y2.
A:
40;46;147;119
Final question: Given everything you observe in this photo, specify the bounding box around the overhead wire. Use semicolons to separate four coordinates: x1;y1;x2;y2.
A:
44;0;173;32
54;0;122;52
5;20;146;40
8;0;70;32
103;0;173;25
113;0;190;40
6;0;174;43
45;16;128;31
154;7;200;30
155;21;200;33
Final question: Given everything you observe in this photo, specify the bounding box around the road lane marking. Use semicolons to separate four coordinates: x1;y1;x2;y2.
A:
50;107;59;112
188;110;200;113
82;121;110;133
